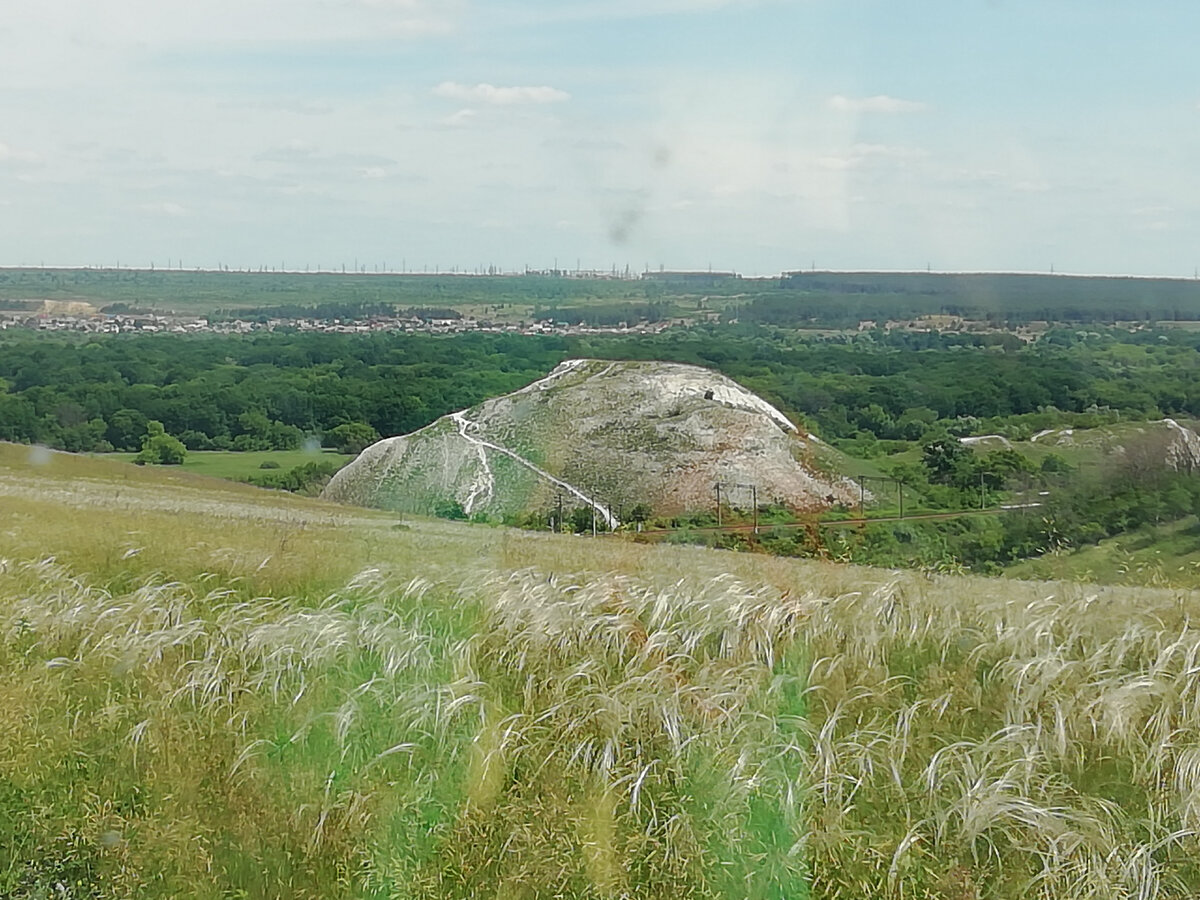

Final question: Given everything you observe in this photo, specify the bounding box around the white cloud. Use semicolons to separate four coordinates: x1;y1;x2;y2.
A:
818;143;927;170
348;0;423;8
0;1;463;98
433;82;570;106
141;201;189;217
499;0;782;23
253;142;396;168
439;108;477;127
0;141;39;165
828;94;927;114
1013;180;1050;193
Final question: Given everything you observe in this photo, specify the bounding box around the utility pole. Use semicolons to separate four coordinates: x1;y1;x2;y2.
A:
859;477;865;520
557;493;564;534
752;484;759;534
591;499;597;537
715;482;722;527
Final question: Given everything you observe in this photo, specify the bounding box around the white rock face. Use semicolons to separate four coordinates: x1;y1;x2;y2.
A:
1158;418;1200;471
959;434;1013;449
1025;419;1200;470
323;359;857;520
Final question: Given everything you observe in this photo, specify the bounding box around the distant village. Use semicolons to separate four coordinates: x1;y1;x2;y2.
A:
0;305;676;337
0;289;1074;343
0;305;1066;342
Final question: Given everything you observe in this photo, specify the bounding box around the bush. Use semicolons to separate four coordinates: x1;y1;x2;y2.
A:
324;422;380;455
433;499;468;520
245;461;339;494
134;421;187;466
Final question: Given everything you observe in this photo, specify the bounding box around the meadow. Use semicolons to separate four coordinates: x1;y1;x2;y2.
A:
103;448;354;483
5;443;1200;897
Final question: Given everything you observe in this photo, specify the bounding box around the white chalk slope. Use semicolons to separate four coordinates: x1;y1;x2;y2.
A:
323;359;857;522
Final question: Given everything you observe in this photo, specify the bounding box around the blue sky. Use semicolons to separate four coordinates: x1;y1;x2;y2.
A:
2;0;1198;276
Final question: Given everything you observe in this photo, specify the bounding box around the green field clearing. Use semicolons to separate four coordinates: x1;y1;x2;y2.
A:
1007;516;1200;588
101;448;354;481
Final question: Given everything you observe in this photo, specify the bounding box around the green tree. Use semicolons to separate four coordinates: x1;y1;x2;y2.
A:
628;503;653;524
106;408;149;451
922;436;969;484
1040;453;1073;477
135;420;187;465
570;506;597;533
977;448;1037;490
432;498;468;520
60;418;113;453
232;411;302;451
324;422;380;455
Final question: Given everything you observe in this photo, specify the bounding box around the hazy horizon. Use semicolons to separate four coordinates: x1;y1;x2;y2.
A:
8;264;1200;283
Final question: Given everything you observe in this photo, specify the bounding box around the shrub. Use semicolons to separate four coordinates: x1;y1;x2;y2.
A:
134;421;187;465
324;422;380;455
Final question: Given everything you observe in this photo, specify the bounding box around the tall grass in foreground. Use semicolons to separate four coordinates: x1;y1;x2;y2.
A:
0;558;810;899
9;447;1200;897
804;576;1200;897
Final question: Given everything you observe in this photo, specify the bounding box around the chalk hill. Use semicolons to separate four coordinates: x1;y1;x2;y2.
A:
1031;417;1200;471
322;359;857;524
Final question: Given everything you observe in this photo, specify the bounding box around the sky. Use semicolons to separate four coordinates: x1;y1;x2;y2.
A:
2;0;1199;276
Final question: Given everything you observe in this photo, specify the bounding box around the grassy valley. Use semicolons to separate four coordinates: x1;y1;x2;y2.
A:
103;448;354;483
7;303;1200;578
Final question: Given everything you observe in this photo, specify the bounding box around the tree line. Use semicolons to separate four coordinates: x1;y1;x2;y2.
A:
4;327;1200;457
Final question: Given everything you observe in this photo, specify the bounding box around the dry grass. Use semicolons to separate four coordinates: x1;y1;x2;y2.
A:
6;444;1200;897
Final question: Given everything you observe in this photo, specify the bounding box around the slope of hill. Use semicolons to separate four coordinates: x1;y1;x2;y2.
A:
9;445;1200;897
1028;416;1200;470
323;358;857;523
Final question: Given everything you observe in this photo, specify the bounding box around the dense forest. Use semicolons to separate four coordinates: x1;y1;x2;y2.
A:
737;272;1200;326
3;326;1200;455
6;323;1200;573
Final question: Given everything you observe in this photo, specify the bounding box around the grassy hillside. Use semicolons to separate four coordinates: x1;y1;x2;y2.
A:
5;443;1200;897
102;448;354;483
1006;517;1200;588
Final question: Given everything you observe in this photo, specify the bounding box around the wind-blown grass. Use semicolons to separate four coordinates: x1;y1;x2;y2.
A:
7;445;1200;897
0;559;811;898
801;576;1200;897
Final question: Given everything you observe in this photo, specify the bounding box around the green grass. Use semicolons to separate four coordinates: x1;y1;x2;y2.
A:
8;443;1200;897
101;449;354;482
1006;516;1200;588
0;445;816;898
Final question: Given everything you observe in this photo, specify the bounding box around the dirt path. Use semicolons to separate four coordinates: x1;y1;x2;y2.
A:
449;411;620;527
